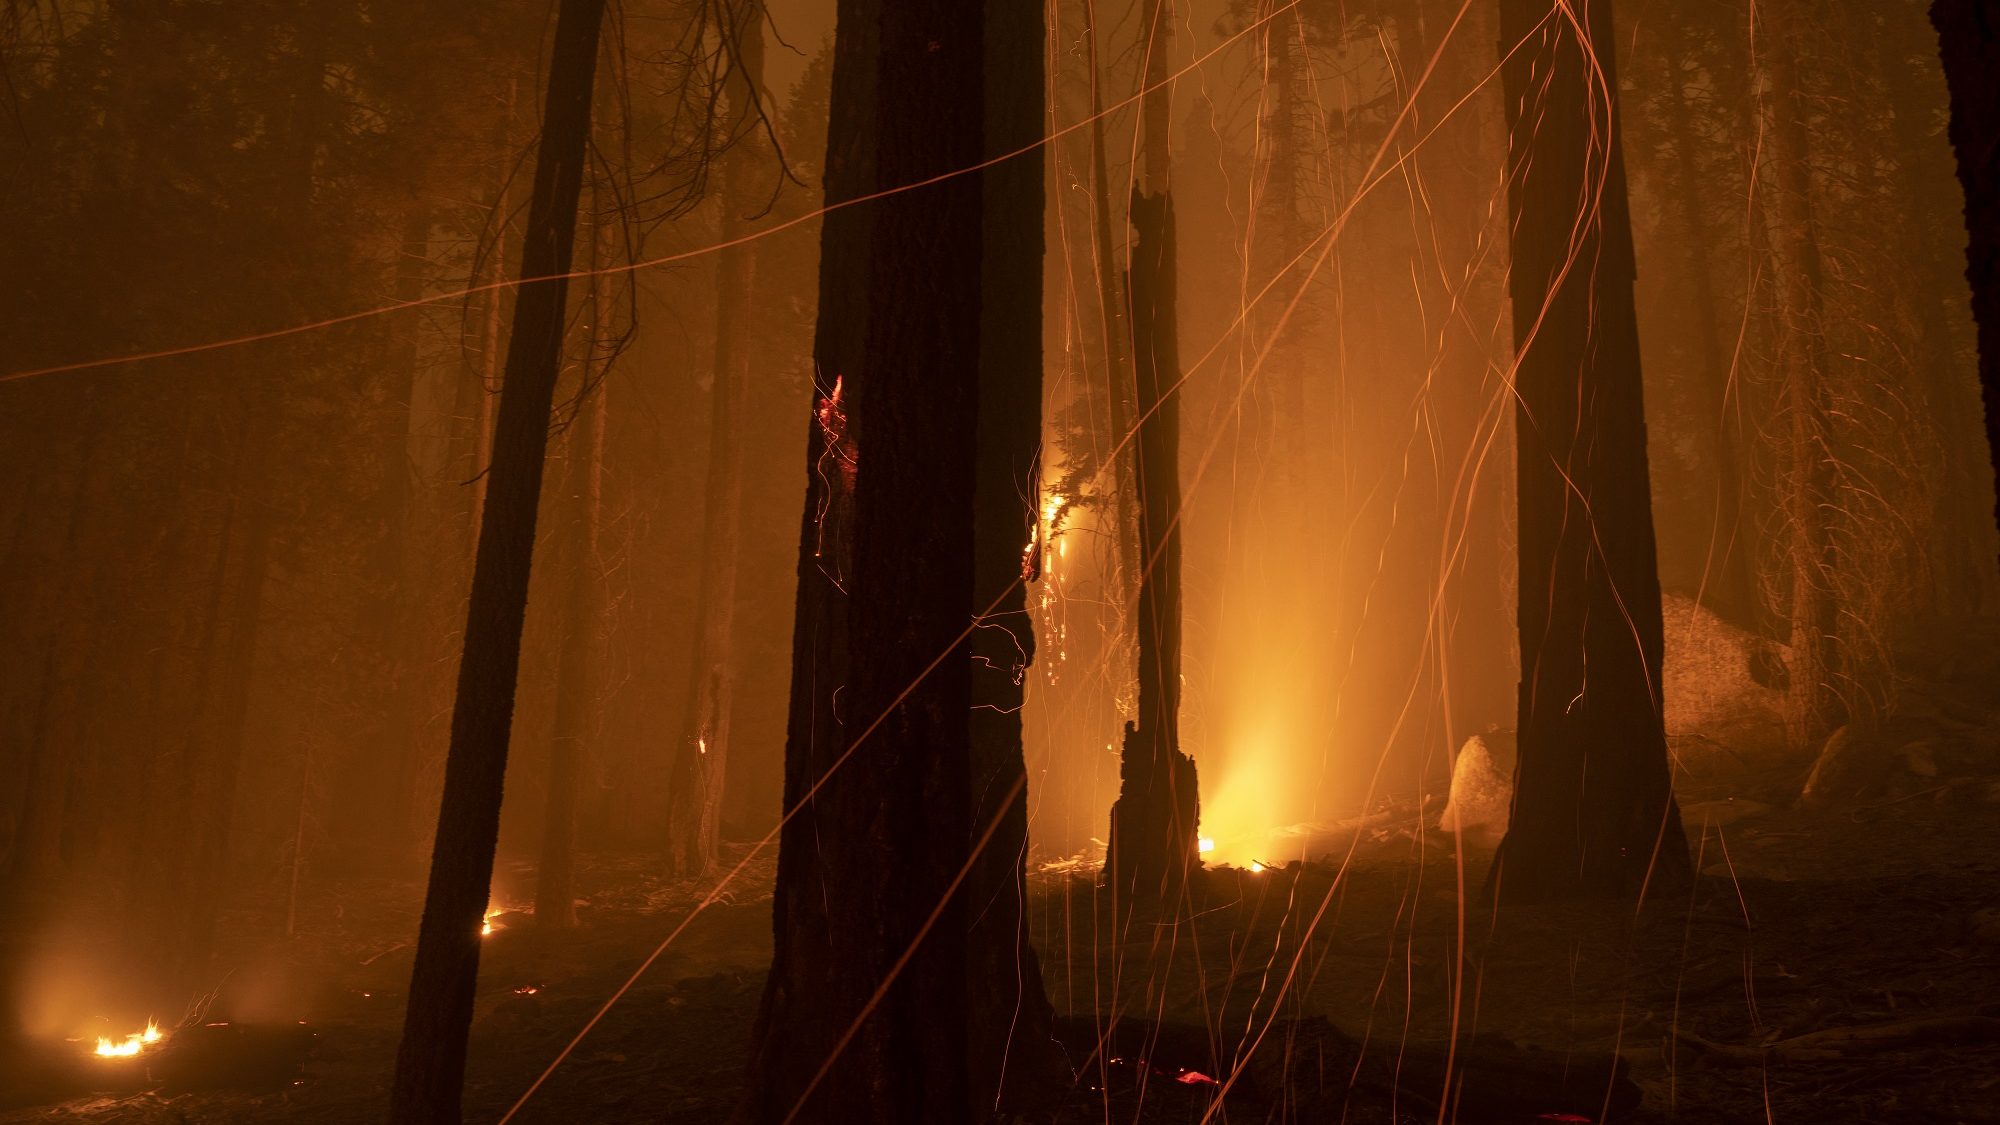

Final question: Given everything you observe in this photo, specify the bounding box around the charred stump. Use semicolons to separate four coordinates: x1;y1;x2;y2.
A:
1106;187;1201;906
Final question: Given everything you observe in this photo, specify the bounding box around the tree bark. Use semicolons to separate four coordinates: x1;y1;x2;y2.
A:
666;0;762;879
744;0;1055;1119
387;0;606;1119
1488;0;1690;904
1929;0;2000;566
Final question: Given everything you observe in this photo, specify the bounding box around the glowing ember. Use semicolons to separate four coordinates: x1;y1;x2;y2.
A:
1197;837;1216;855
93;1021;162;1058
1175;1069;1218;1086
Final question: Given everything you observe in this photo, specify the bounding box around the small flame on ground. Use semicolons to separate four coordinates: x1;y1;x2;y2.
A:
94;1021;162;1058
1248;861;1266;874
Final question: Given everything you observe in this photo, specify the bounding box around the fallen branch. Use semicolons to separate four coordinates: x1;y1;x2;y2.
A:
1677;1005;2000;1066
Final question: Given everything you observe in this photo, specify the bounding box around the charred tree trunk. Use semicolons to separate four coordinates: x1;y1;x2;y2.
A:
666;0;762;879
1488;0;1691;904
745;1;1055;1119
1930;0;2000;563
966;0;1063;1104
387;0;606;1119
1760;4;1845;750
1106;0;1199;906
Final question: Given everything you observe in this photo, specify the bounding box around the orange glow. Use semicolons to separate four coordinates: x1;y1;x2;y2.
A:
93;1021;162;1058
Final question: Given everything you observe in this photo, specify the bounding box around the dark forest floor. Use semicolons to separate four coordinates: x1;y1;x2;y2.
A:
5;743;2000;1123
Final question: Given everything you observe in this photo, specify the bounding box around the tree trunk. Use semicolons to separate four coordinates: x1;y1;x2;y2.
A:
1106;0;1199;906
387;0;606;1119
966;0;1063;1105
1759;1;1845;751
534;207;611;931
1488;0;1691;904
1929;0;2000;567
666;0;762;879
743;0;1045;1119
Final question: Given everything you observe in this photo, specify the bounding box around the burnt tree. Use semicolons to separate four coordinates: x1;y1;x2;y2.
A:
666;0;763;879
1105;0;1201;907
1488;0;1691;903
1930;0;2000;557
387;0;606;1119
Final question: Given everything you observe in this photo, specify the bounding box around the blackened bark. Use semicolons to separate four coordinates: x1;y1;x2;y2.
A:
742;0;1001;1120
966;0;1063;1107
667;0;762;880
387;0;606;1119
1105;0;1198;908
1105;186;1200;905
1489;0;1691;904
1930;0;2000;562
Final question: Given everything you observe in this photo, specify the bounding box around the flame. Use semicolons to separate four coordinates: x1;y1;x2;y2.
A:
94;1021;162;1058
481;907;502;937
1248;861;1266;874
1197;837;1216;855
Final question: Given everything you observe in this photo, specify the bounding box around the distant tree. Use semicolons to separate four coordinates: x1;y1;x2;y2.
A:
535;205;614;932
387;0;607;1119
1757;0;1846;753
1488;0;1691;903
666;0;766;880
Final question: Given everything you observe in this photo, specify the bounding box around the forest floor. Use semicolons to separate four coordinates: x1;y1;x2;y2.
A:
5;719;2000;1122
